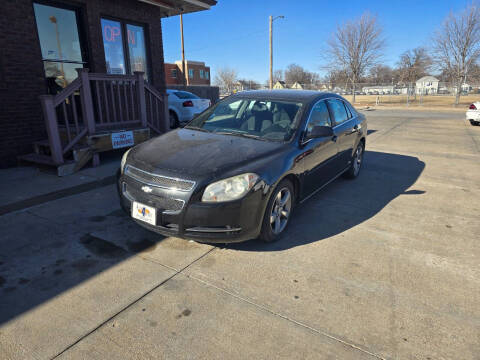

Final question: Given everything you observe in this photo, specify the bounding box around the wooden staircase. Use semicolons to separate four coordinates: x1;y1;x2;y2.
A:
18;69;168;176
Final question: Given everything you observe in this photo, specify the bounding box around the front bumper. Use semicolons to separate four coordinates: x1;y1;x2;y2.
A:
117;170;267;243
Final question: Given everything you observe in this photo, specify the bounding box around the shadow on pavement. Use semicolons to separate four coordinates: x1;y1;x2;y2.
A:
0;151;423;325
225;151;425;252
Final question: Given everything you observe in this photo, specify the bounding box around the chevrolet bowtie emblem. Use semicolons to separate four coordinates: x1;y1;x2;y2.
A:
141;185;153;193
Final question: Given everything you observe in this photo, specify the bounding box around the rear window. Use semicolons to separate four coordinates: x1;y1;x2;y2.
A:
174;91;199;99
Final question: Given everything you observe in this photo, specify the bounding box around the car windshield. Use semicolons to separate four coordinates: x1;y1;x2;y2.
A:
185;98;304;142
173;91;199;99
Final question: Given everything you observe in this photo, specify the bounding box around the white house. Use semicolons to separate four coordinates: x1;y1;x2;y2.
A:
416;76;439;95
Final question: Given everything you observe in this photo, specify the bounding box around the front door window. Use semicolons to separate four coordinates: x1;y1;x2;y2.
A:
33;3;85;92
101;19;126;75
101;19;149;80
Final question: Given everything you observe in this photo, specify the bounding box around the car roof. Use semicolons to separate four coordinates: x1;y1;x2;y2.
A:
229;89;341;103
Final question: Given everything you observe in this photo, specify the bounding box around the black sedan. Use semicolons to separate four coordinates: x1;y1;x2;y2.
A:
117;90;367;243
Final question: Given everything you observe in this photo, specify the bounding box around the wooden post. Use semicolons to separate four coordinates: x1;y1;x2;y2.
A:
76;68;96;135
135;72;147;128
163;92;169;133
39;95;64;164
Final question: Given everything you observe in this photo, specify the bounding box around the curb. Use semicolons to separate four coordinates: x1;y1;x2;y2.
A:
0;175;116;216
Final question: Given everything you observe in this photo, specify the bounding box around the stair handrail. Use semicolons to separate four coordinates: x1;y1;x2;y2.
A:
144;80;169;133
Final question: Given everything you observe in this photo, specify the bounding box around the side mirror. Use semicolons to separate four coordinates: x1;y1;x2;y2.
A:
306;125;333;139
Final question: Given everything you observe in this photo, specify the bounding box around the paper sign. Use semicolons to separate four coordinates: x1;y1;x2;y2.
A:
112;131;134;149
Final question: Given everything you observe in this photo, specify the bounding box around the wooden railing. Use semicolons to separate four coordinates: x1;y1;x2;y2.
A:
39;69;168;164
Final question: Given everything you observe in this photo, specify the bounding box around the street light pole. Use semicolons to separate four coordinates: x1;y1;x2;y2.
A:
269;15;284;90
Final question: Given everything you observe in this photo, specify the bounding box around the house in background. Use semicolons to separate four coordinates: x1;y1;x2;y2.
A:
165;60;210;86
290;82;303;90
0;0;216;170
416;76;439;95
273;81;286;89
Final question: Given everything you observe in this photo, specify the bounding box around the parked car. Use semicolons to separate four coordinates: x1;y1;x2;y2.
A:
118;90;367;243
466;102;480;125
167;89;210;128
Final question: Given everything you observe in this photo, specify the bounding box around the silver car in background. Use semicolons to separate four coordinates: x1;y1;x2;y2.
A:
167;89;211;128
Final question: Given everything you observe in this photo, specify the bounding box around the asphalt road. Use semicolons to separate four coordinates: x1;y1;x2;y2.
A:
0;109;479;359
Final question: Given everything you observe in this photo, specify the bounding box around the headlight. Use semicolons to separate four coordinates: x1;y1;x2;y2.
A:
120;149;131;173
202;173;259;202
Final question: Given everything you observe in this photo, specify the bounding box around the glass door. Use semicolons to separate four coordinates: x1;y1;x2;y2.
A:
33;2;86;93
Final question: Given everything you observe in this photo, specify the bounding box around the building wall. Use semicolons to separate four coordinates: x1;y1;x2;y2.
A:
0;0;166;167
165;63;182;85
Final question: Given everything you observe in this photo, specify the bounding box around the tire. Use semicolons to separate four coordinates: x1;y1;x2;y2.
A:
470;120;479;126
169;111;179;129
344;142;365;179
258;179;295;243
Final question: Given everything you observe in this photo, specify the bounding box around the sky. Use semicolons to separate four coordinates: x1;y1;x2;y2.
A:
162;0;470;84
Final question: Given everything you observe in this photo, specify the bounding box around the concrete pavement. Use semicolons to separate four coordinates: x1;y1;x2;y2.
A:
0;109;479;359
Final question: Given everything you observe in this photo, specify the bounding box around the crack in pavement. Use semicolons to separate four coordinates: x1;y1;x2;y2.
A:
184;272;386;360
50;246;217;359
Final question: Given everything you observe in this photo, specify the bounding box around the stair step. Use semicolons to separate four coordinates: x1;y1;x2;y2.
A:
18;153;58;166
33;139;50;148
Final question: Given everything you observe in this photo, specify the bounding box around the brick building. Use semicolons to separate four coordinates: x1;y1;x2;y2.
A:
0;0;215;168
165;60;210;86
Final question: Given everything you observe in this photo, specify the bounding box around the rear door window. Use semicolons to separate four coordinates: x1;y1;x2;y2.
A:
327;99;349;125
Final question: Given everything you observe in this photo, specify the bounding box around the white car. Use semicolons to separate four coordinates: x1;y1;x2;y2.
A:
466;102;480;126
167;89;211;128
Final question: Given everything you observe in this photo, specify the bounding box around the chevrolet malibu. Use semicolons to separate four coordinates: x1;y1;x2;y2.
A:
117;90;367;243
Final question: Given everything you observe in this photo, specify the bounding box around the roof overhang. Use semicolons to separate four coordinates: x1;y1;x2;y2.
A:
138;0;216;16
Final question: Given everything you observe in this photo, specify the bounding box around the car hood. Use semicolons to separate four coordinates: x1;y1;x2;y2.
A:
129;128;286;179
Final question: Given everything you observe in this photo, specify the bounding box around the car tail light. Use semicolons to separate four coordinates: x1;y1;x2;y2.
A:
183;100;194;107
469;103;477;110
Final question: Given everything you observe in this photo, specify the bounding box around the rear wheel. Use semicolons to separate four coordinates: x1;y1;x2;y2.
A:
470;120;479;126
344;142;364;179
169;111;179;129
258;179;294;243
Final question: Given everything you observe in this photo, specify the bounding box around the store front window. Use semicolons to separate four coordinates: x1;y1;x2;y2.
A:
33;2;86;92
101;19;149;80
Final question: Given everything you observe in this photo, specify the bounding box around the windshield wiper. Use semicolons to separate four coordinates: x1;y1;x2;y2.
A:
214;131;266;140
184;126;210;133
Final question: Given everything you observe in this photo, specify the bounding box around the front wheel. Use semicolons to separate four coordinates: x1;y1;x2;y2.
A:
344;142;364;179
258;179;294;243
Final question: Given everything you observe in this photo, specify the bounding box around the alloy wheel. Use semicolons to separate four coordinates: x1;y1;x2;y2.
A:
353;145;363;176
270;187;292;234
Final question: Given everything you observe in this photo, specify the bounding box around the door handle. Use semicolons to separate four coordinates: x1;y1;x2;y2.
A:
332;135;338;142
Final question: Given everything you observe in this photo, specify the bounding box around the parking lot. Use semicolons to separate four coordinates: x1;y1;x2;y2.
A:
0;109;479;359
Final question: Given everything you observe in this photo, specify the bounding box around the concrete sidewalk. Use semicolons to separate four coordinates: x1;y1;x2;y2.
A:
0;151;123;215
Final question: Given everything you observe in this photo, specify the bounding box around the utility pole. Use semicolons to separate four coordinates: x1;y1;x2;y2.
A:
269;16;273;89
180;14;187;86
269;15;284;90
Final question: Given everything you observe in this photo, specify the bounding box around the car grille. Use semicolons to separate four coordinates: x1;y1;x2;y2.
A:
125;165;195;191
123;183;185;212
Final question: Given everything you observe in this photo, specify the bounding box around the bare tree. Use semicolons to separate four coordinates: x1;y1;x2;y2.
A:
284;63;319;87
214;67;238;94
272;69;283;84
432;3;480;104
396;47;432;100
367;64;395;84
324;12;385;102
